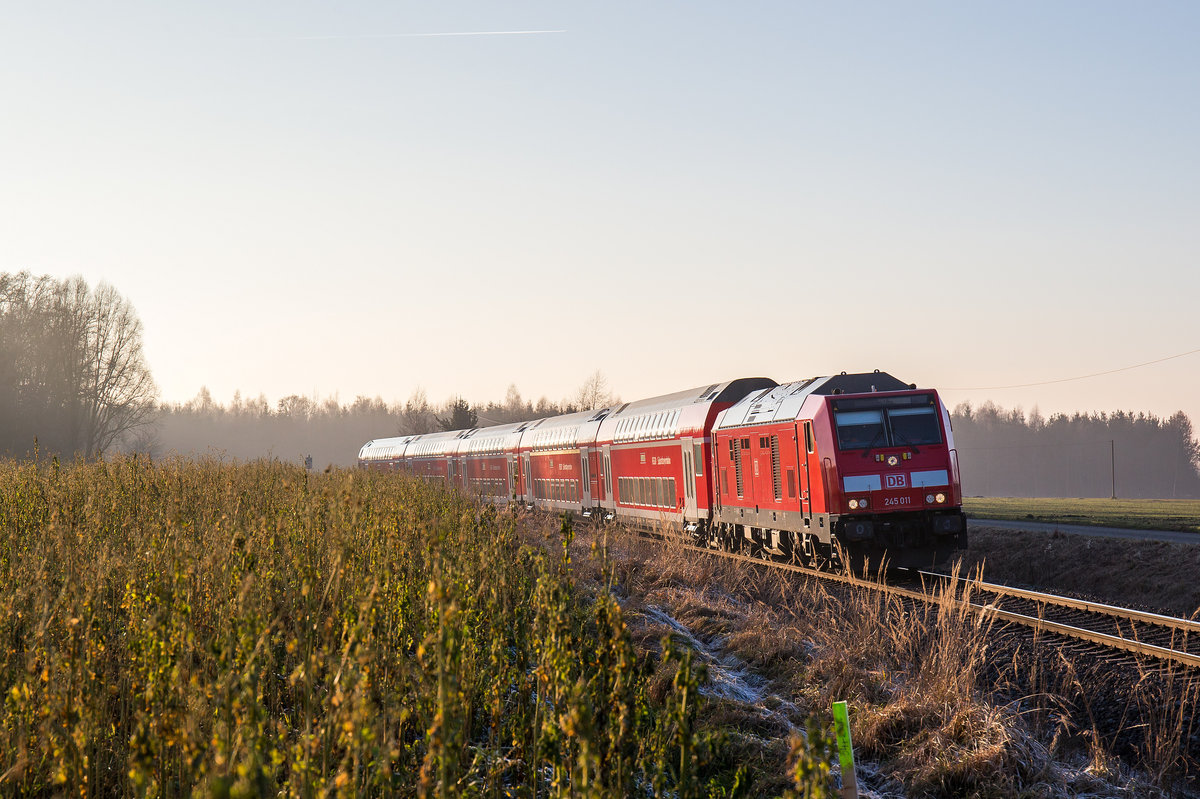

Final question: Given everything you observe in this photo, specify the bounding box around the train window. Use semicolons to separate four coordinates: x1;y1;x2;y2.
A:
668;478;676;505
804;422;814;454
835;410;885;450
759;436;768;449
888;407;943;447
787;469;796;498
741;438;751;449
693;443;703;477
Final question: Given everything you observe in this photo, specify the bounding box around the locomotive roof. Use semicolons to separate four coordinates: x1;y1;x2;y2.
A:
715;371;914;429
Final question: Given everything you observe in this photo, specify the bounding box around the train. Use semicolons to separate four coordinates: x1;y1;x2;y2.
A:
357;371;967;570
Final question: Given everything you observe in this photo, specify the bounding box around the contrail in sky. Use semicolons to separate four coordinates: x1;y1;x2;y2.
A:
287;30;566;41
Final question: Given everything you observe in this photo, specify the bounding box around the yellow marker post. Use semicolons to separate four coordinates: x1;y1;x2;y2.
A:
832;700;859;799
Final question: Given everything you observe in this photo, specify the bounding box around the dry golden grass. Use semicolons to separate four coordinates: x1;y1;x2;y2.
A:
585;530;1195;797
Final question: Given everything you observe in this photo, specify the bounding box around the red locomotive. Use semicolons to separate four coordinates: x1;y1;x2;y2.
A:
358;372;966;569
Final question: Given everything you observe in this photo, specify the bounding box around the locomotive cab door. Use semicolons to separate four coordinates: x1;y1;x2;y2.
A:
801;421;818;521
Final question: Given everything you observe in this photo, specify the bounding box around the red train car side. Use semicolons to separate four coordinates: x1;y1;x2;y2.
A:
357;371;966;569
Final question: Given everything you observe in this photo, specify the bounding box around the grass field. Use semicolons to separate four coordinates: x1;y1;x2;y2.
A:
0;456;842;797
2;458;1195;796
963;497;1200;533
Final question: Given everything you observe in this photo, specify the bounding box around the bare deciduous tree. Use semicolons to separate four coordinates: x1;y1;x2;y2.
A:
399;387;439;435
574;370;617;411
79;282;157;458
0;272;157;458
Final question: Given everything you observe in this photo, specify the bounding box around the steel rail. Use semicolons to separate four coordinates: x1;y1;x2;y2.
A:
687;543;1200;669
918;570;1200;636
968;603;1200;669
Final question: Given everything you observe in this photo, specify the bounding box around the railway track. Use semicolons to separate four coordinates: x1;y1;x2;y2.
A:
690;543;1200;669
914;570;1200;668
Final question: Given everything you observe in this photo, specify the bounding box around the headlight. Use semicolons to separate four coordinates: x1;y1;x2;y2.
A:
935;492;946;504
925;493;935;504
858;497;868;509
886;455;899;467
849;499;859;510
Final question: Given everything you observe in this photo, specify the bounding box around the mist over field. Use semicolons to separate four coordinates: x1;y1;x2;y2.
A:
139;387;1200;500
4;271;1199;497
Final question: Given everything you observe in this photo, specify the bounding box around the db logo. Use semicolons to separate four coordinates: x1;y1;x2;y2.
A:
885;474;908;489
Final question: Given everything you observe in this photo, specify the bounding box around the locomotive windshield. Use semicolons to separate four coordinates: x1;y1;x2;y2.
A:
833;394;942;451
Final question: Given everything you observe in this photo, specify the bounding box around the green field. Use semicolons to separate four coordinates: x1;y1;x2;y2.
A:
963;496;1200;533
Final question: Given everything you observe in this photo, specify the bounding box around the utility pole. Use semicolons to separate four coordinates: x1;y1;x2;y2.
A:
1110;439;1116;500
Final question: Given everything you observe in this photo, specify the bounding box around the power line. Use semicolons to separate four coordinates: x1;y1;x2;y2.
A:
945;346;1200;391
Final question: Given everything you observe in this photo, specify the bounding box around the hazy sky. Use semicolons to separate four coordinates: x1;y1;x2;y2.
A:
3;3;1198;427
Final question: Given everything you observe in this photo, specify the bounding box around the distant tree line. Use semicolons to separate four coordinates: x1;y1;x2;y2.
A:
4;272;1196;497
150;374;618;469
0;272;156;459
951;402;1200;499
